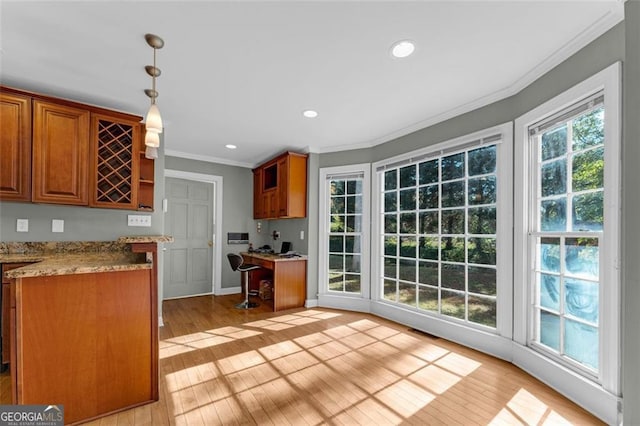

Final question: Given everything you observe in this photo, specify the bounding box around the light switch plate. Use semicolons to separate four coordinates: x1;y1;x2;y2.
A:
52;219;64;233
16;219;29;232
128;214;152;227
300;230;304;240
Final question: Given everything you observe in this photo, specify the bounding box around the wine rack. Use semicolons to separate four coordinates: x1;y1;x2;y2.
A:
91;116;139;209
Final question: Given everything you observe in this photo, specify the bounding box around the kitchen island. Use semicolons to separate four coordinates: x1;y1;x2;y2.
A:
1;236;171;424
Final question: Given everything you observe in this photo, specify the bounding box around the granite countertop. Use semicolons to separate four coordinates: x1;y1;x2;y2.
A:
241;252;308;262
3;253;151;279
0;236;172;279
117;235;174;244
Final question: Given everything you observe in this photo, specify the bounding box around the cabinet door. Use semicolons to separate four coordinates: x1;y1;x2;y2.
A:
277;157;288;216
90;114;139;209
253;169;264;219
32;101;90;205
0;92;31;201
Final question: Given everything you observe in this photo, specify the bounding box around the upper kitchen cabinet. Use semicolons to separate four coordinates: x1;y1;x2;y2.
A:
32;100;90;205
0;86;151;211
253;152;307;219
0;92;31;202
90;114;140;210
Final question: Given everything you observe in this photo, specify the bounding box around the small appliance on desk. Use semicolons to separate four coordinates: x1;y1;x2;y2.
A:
280;242;291;254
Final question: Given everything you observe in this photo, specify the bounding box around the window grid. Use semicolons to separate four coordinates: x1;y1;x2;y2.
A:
328;178;363;294
530;105;604;374
381;144;498;328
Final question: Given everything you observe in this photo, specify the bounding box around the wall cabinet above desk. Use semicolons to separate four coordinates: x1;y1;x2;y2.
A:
253;151;308;219
0;86;154;211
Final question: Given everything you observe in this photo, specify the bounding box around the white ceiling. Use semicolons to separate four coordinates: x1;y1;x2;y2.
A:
1;1;624;168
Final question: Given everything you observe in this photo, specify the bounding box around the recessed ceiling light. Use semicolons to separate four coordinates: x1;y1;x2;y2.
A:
391;40;415;58
225;144;237;149
303;110;318;118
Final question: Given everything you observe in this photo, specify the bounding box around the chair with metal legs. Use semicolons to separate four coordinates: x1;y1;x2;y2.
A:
227;253;261;309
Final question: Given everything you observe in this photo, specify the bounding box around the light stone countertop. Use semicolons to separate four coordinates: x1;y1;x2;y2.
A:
0;235;173;279
117;235;174;244
241;252;308;262
3;253;151;279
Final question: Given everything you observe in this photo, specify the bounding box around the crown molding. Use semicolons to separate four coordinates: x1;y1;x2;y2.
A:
315;5;624;155
164;149;254;169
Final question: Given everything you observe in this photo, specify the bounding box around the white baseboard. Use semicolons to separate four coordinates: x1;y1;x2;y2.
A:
305;298;319;308
370;301;512;362
216;286;241;295
511;343;620;425
318;294;371;312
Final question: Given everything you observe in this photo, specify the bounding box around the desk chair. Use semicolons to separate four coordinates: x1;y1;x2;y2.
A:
227;253;261;309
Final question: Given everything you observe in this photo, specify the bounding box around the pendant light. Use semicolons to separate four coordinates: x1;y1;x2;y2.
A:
144;33;164;159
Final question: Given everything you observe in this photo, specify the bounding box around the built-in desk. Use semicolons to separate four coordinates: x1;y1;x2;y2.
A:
241;252;307;311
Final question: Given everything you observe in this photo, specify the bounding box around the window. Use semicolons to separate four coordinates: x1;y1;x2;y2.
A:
529;96;604;373
514;62;620;396
319;165;370;303
376;126;511;331
328;176;365;293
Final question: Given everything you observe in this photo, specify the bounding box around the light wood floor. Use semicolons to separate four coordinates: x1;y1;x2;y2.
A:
2;295;603;425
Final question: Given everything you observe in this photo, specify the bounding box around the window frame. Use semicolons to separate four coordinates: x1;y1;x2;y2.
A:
371;123;513;338
514;62;621;396
318;164;371;308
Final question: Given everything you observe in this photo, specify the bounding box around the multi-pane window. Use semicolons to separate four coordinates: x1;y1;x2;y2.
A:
328;177;364;294
529;96;604;372
380;142;499;328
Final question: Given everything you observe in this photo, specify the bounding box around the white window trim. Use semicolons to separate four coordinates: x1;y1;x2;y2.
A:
318;163;371;312
370;122;513;354
513;62;621;423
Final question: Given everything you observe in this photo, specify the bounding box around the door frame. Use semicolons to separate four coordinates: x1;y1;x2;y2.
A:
164;169;223;295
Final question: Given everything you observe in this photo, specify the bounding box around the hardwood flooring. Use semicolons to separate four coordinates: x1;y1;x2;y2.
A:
2;294;603;425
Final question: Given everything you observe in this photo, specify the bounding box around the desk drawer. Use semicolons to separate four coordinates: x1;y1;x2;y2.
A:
251;258;274;269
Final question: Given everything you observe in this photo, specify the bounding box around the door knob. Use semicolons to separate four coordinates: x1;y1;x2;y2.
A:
208;240;213;247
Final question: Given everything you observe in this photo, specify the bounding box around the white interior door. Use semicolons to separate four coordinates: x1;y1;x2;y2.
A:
163;177;214;299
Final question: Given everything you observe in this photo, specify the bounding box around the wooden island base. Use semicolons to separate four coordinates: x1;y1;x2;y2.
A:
12;268;157;424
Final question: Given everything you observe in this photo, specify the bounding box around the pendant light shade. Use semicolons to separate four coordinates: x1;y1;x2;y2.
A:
143;33;164;158
145;130;160;148
145;104;163;134
145;146;158;159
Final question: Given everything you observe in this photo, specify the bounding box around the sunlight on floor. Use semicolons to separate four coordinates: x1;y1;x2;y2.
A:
160;326;263;359
163;312;505;423
490;387;573;425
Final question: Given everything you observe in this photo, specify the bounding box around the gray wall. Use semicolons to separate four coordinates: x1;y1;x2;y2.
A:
311;18;635;422
164;156;256;289
623;2;640;424
165;155;314;293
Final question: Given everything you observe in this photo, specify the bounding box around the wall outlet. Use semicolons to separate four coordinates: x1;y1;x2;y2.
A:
16;219;29;232
128;214;152;227
52;219;64;233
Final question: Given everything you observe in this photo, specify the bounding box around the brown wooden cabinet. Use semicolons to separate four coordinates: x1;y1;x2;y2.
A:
90;114;141;210
13;268;156;424
0;86;153;211
241;253;307;311
0;92;31;201
32;100;90;205
252;152;307;219
137;127;155;211
1;263;31;367
253;169;263;219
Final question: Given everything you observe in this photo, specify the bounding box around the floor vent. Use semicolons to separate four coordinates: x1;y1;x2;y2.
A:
409;328;439;339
